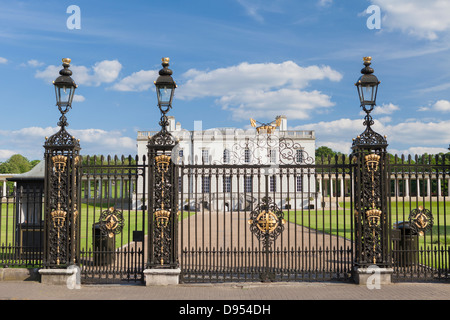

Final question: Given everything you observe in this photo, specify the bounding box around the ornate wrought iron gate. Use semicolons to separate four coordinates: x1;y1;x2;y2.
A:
178;158;356;283
389;154;449;282
33;57;448;285
78;156;147;284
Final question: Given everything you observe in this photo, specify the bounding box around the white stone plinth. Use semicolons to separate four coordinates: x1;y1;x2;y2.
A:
144;268;181;286
353;266;393;286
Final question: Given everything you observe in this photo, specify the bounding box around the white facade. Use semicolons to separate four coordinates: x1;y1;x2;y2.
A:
137;115;318;210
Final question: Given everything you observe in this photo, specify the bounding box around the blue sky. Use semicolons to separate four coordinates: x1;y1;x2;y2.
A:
0;0;449;161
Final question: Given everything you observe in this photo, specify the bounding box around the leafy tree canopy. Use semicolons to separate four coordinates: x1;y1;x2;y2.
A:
0;154;40;174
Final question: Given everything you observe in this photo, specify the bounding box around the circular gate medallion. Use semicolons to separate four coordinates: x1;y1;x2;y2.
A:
255;211;279;233
99;207;125;238
409;206;433;236
248;197;286;246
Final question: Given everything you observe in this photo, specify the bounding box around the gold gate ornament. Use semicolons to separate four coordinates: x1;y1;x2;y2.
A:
409;206;433;236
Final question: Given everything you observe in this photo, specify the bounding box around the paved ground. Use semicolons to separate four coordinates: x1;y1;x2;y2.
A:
0;280;448;301
0;280;447;318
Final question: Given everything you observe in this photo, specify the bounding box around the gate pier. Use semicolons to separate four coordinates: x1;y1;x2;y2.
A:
144;58;181;285
41;59;81;285
351;57;392;285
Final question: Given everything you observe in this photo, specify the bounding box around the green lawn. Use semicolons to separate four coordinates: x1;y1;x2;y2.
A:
1;202;196;252
2;200;448;269
284;201;450;250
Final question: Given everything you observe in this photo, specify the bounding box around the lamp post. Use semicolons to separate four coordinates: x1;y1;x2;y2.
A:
352;57;391;283
145;58;179;280
52;58;78;128
353;57;386;148
42;58;81;270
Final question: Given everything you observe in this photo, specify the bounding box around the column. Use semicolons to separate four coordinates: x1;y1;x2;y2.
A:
318;177;322;194
395;179;399;197
437;178;441;197
330;177;334;197
417;178;420;197
2;181;6;199
405;178;409;198
427;177;431;197
87;178;91;199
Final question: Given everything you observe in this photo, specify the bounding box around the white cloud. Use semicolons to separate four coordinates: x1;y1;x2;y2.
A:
390;146;449;156
176;61;342;121
0;126;135;160
318;0;333;7
0;149;18;161
371;0;450;40
383;120;450;146
372;103;399;115
178;61;342;99
70;128;135;155
431;100;450;112
235;0;284;22
418;99;450;112
0;57;8;64
26;59;44;67
361;103;400;116
297;118;366;154
35;60;122;87
111;69;158;92
73;94;85;102
220;88;335;121
295;117;450;155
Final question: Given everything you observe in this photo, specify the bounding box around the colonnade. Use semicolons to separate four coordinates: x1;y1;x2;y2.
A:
318;174;450;198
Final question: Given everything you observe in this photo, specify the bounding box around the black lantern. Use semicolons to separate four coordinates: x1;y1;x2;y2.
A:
53;58;77;112
154;57;176;114
355;57;380;111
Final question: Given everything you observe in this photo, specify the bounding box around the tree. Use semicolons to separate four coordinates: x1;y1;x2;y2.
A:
315;146;337;158
0;154;40;174
315;146;347;166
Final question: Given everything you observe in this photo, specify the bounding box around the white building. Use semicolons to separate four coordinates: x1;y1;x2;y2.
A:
137;115;318;210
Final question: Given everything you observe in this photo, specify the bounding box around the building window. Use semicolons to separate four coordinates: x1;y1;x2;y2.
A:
178;149;184;164
296;175;303;192
269;149;276;163
223;176;231;193
296;149;304;164
270;176;276;192
223;149;230;164
202;176;210;193
202;149;209;164
244;176;252;193
244;149;251;163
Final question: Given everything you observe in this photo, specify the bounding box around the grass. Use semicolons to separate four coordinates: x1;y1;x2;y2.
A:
283;201;449;269
1;202;196;253
1;199;448;269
